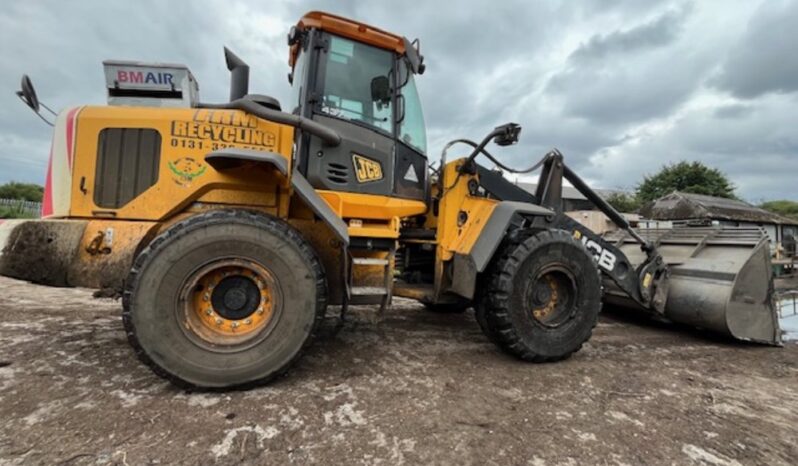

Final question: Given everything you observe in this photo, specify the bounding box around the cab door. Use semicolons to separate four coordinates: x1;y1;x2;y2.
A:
303;32;397;197
393;60;428;201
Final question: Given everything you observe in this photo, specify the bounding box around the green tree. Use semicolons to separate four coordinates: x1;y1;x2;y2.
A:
636;161;736;202
760;200;798;220
605;192;642;213
0;182;44;202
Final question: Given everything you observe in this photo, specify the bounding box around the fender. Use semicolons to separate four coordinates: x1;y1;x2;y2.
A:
205;148;349;245
469;201;554;272
449;201;553;299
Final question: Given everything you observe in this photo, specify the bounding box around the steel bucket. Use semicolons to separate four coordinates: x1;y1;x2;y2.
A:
605;226;781;345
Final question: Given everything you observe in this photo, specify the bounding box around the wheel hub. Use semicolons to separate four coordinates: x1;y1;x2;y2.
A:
528;266;576;328
212;276;261;320
181;260;280;346
533;285;552;305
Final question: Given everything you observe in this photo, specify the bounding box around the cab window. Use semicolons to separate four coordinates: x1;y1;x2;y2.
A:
398;69;427;155
320;36;394;134
289;47;308;114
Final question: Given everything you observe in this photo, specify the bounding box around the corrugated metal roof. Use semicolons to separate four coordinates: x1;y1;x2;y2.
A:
639;191;798;226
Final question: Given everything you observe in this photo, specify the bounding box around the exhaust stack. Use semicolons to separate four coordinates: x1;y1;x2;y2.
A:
224;47;249;102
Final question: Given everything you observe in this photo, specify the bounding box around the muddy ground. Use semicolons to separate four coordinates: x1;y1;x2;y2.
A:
0;276;796;465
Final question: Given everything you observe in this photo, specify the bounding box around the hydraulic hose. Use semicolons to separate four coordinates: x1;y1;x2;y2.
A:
441;139;548;175
438;138;549;199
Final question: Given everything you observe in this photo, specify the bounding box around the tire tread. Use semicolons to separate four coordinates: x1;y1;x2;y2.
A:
122;209;327;389
478;229;602;362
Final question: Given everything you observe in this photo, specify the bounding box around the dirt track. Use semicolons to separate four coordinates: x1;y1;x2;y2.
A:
1;275;797;465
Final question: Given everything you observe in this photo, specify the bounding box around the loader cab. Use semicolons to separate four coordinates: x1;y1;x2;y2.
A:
289;12;428;201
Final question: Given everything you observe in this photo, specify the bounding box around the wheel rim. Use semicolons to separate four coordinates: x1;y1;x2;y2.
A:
180;259;281;347
527;265;577;328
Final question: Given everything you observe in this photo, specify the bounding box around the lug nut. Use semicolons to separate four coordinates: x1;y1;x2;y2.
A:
205;309;213;316
245;319;252;325
231;322;239;329
215;318;223;325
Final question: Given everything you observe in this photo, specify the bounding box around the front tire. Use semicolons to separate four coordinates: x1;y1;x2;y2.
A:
478;229;601;362
122;210;326;388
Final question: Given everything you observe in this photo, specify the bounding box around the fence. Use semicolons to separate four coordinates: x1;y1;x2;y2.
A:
0;198;41;218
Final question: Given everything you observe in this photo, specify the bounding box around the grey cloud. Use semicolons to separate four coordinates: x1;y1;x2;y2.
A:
713;104;753;119
0;1;291;184
547;60;702;125
712;0;798;99
0;0;794;202
585;94;798;200
545;5;702;126
569;6;686;63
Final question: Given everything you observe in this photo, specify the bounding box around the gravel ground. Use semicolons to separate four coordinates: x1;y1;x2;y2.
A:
1;275;797;465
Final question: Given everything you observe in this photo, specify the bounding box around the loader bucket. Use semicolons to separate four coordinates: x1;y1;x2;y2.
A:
605;226;781;345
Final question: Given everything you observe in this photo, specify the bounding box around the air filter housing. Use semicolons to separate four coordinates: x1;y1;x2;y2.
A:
103;60;199;107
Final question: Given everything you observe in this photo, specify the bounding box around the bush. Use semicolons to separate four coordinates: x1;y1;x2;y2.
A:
0;182;44;202
760;200;798;220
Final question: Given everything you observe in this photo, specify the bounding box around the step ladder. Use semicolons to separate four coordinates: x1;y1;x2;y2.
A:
342;240;395;321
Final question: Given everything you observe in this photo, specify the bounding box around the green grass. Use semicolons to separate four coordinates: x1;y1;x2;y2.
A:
0;205;38;219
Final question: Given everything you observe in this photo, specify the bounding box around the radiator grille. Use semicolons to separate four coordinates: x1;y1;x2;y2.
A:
93;128;161;208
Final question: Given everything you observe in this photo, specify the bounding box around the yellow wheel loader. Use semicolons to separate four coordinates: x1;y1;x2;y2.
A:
4;11;780;388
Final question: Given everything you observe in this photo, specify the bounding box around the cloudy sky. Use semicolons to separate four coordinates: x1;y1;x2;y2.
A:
1;0;796;202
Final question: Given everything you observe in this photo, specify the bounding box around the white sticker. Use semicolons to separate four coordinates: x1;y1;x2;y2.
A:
403;165;418;183
330;37;354;60
104;228;114;247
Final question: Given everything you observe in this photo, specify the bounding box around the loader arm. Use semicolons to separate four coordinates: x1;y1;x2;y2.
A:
526;150;779;344
531;150;669;312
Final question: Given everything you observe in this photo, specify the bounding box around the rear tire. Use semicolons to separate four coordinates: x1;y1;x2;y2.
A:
478;229;601;362
122;210;326;388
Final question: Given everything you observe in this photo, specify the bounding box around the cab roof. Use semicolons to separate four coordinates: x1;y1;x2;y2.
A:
290;11;406;67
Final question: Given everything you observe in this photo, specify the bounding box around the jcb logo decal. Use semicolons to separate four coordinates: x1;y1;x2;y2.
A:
574;230;617;272
353;154;383;183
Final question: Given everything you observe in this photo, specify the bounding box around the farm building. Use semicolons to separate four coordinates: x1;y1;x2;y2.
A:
639;191;798;257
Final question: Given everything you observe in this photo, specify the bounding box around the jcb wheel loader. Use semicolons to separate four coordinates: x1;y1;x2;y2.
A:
4;11;780;388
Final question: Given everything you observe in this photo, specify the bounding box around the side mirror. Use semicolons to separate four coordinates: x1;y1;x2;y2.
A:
493;123;522;146
370;76;391;104
17;75;40;112
15;74;55;127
